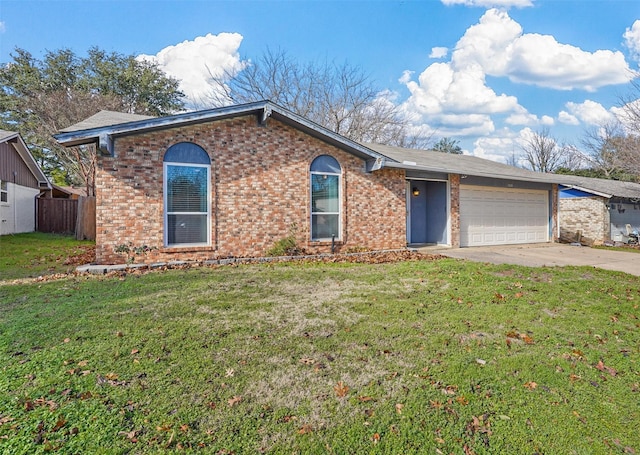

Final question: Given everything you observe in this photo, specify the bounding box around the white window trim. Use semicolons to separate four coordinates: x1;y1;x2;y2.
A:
310;170;342;241
0;180;8;204
163;162;211;247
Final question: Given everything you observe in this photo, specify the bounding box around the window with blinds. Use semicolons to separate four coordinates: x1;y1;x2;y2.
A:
310;155;341;241
163;143;211;247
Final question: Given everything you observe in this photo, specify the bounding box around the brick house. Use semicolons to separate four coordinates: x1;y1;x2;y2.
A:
559;177;640;245
55;101;562;265
0;130;51;235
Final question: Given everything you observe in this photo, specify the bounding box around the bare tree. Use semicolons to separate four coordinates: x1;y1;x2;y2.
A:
204;48;430;148
520;127;576;173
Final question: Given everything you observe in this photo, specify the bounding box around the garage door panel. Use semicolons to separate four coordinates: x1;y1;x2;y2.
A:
460;186;549;247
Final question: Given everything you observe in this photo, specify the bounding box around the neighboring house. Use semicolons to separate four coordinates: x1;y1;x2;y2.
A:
558;176;640;244
54;101;562;265
0;130;50;235
48;184;88;200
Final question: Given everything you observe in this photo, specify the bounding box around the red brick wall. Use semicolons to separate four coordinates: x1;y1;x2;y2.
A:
95;115;407;264
449;174;460;248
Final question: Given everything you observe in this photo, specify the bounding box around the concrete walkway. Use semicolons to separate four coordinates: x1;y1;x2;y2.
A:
427;243;640;276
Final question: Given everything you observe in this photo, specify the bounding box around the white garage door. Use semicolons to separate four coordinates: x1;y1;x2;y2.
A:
460;185;549;247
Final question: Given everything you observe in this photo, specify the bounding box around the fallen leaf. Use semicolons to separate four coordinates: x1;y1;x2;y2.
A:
371;433;380;444
595;360;617;376
228;395;242;407
358;396;373;402
523;381;538;390
119;430;138;443
77;360;88;367
297;424;313;435
105;373;119;380
130;349;139;355
334;381;349;398
52;416;67;432
430;400;443;410
395;403;404;414
63;338;71;343
519;333;534;344
299;358;315;365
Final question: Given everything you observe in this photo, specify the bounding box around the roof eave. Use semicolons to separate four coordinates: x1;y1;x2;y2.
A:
4;133;51;187
560;184;613;199
382;161;562;184
53;100;386;163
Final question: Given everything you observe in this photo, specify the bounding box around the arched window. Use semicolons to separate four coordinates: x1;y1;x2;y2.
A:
310;155;341;241
163;142;211;247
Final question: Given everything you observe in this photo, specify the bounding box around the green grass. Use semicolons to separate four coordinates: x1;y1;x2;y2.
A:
0;232;94;280
1;257;638;454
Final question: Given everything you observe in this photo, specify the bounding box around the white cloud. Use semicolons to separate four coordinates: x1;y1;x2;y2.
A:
505;112;538;126
540;115;554;126
472;133;520;163
558;111;580;126
624;20;640;62
441;0;533;8
452;9;632;91
398;8;634;160
138;32;245;106
564;100;614;126
429;47;449;59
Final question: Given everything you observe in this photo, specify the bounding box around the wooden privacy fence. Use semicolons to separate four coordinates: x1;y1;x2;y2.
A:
37;196;96;240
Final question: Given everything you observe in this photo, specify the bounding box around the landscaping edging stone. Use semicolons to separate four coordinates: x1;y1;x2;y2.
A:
75;248;436;274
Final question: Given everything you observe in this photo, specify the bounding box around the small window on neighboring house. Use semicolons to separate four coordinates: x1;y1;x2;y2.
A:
163;142;211;247
310;155;341;241
0;180;7;203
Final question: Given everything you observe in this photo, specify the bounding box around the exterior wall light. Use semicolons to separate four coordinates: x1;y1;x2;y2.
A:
412;187;420;197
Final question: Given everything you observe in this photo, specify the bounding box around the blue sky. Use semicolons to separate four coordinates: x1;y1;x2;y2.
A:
1;0;639;164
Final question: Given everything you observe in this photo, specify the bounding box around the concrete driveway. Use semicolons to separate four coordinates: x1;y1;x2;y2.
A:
428;243;640;276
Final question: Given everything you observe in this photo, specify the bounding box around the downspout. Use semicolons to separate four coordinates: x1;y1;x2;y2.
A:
12;171;17;233
35;191;46;232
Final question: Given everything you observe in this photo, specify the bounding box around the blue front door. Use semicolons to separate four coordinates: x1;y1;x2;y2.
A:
409;180;448;245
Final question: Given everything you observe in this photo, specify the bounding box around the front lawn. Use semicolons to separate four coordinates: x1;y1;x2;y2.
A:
0;232;94;281
0;256;638;453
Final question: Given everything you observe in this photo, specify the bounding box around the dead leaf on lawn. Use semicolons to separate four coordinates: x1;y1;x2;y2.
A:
523;381;537;390
371;433;380;444
395;403;404;414
297;424;313;435
299;358;315;365
228;395;242;407
595;360;617;376
334;381;349;398
119;430;138;443
63;338;71;343
52;416;67;432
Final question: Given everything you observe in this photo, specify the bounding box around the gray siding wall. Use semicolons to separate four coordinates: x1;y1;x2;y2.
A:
0;141;39;189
